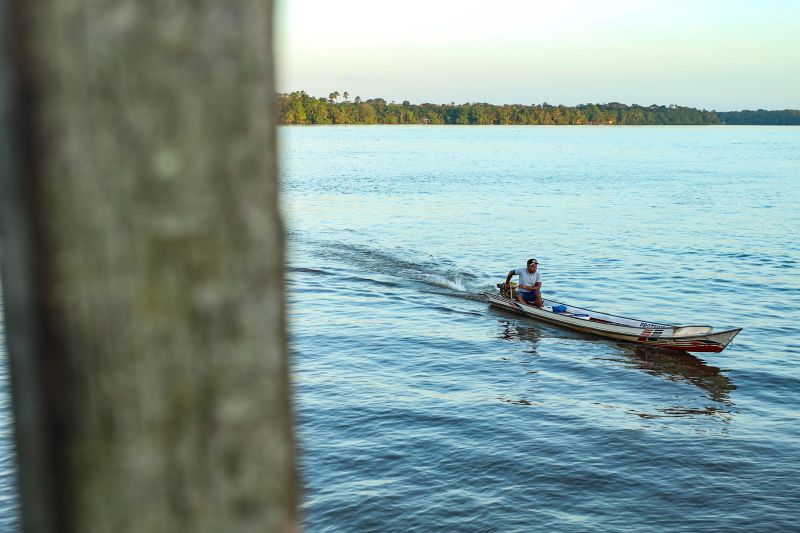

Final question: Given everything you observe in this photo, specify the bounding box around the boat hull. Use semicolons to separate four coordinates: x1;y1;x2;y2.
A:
486;293;741;354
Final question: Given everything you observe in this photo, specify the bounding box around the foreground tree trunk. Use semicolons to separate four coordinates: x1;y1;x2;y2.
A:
0;1;295;532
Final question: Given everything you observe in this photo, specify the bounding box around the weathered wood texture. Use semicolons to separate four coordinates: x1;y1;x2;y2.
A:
0;1;295;532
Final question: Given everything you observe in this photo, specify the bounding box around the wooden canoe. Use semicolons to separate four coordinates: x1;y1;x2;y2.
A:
486;289;741;353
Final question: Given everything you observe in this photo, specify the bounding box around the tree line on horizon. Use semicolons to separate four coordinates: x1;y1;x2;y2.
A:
278;91;800;126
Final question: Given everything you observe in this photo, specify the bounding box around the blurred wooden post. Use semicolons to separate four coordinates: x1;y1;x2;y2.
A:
0;1;295;532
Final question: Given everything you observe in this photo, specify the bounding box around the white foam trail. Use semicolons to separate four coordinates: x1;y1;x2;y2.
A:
421;274;466;292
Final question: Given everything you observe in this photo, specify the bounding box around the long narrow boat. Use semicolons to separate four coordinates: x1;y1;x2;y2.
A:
486;286;741;353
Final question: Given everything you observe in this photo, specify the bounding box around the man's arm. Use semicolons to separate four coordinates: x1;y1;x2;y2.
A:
529;271;543;293
504;269;516;287
533;280;543;306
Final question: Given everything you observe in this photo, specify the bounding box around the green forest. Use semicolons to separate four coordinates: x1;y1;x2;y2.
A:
278;91;800;126
716;109;800;125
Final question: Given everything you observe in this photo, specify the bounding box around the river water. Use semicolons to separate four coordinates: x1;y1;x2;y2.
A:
0;290;19;532
282;126;800;532
0;125;799;531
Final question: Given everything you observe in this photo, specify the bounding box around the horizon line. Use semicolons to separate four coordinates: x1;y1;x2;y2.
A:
277;91;799;113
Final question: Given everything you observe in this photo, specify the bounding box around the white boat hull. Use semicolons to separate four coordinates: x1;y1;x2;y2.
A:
487;293;741;353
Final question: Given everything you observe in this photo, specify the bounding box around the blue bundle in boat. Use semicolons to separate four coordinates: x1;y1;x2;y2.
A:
552;305;568;313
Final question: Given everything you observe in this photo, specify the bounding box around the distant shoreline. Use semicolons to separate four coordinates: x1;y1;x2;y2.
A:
278;91;800;126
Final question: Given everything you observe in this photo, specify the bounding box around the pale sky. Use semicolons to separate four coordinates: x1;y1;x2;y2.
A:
275;0;800;111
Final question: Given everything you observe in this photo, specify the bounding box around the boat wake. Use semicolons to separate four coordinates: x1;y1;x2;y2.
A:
417;273;467;292
308;238;486;298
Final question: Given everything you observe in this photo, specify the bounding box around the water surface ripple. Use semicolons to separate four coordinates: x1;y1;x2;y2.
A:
0;126;798;531
283;126;800;532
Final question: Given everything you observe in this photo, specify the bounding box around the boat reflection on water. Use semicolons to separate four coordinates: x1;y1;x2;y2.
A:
616;345;736;406
495;317;736;409
497;320;542;353
494;321;542;406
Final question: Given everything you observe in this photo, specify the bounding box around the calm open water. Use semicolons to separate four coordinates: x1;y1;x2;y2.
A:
0;126;799;531
281;126;800;532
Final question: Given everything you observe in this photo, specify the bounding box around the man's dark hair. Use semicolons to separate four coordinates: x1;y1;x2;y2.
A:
527;258;538;266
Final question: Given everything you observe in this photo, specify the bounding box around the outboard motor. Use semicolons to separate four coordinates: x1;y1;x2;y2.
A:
497;281;517;299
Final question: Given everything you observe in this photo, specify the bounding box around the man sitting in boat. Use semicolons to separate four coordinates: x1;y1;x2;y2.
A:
504;259;543;307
